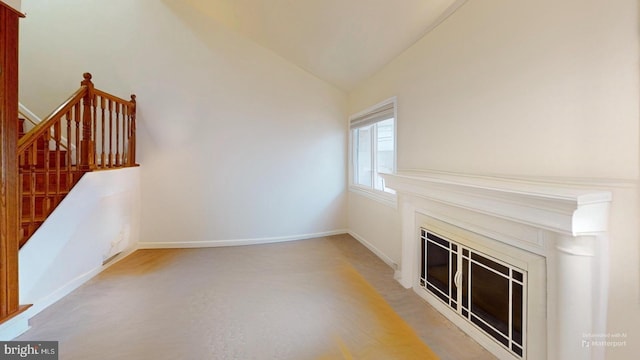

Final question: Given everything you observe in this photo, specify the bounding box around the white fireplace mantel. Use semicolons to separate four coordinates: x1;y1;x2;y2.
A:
381;170;612;360
382;170;611;236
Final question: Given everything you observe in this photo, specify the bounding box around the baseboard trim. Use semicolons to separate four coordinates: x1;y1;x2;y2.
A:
0;309;30;341
137;229;349;249
348;230;398;270
19;245;138;329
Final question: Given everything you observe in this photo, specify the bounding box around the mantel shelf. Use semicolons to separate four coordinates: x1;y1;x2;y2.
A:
381;170;612;236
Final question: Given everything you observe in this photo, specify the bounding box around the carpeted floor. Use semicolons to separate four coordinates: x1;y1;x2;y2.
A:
16;234;495;359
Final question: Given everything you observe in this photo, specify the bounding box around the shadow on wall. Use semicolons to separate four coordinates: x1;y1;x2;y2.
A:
162;0;240;32
98;249;184;278
161;0;247;59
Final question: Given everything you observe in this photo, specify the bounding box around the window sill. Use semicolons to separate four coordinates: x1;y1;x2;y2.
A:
349;185;397;208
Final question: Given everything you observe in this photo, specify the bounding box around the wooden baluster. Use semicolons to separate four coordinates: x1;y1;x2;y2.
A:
100;96;106;169
80;73;95;170
18;162;24;240
18;150;25;230
123;104;131;166
108;99;114;167
18;151;25;237
121;105;126;165
28;141;37;237
74;103;81;169
130;94;136;165
92;93;98;167
54;120;62;205
66;110;73;193
123;104;128;165
115;102;121;167
43;131;51;216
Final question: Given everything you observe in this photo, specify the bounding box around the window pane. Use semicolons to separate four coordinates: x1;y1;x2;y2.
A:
355;126;372;187
350;99;396;195
375;118;394;191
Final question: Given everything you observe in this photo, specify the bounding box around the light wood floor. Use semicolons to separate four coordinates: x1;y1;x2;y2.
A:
16;234;495;359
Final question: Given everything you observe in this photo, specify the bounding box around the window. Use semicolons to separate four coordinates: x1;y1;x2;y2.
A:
349;97;396;204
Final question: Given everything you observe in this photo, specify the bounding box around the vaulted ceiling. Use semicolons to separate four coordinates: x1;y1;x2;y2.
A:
180;0;466;90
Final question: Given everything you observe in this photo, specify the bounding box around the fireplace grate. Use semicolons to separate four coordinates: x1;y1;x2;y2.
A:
420;228;527;358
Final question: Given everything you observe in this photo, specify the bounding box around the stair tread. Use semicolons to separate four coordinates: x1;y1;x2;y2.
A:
20;167;83;172
22;190;71;196
20;217;45;224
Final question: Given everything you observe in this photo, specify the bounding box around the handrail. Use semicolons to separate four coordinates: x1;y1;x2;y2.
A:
93;88;134;105
19;102;72;151
18;103;40;127
17;87;86;153
17;72;138;246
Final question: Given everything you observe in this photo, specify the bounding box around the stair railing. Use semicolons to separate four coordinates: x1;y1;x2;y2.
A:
17;73;137;245
20;102;73;153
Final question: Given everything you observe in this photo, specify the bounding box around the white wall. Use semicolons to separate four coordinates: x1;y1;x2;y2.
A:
347;193;400;266
347;1;639;359
2;0;21;12
351;0;638;177
19;167;140;319
19;0;347;246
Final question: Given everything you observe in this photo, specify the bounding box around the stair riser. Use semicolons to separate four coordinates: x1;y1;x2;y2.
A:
19;223;43;248
20;172;83;232
21;197;48;217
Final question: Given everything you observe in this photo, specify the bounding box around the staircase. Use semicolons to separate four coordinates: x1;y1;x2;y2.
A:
1;2;138;327
17;73;138;247
18;118;83;246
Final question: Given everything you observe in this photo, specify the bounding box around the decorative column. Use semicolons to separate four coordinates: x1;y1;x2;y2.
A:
396;198;416;288
553;235;597;360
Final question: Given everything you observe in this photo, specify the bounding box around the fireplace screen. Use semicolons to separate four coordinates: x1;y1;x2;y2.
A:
420;229;526;358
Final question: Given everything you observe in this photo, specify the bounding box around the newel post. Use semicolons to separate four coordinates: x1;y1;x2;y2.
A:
129;94;137;165
0;2;21;322
0;2;29;327
80;72;95;170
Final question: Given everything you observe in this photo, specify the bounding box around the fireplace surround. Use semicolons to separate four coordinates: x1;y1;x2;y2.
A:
417;217;545;359
381;170;611;360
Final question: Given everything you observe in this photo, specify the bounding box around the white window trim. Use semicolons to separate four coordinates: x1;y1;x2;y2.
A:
348;96;397;208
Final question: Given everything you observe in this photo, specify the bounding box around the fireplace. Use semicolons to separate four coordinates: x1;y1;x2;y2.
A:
418;221;545;359
381;171;611;360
